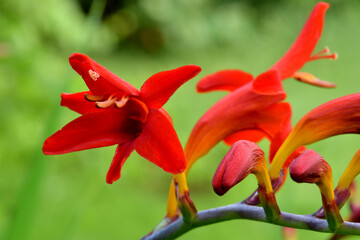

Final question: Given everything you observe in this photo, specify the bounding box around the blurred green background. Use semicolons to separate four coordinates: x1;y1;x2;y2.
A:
1;0;359;239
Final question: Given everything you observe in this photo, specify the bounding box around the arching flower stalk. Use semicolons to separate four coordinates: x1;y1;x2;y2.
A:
213;140;280;222
289;150;343;231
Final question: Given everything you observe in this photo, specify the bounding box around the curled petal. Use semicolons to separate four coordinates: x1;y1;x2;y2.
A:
197;70;253;93
269;2;329;79
270;93;360;179
135;109;186;174
61;91;100;115
43;111;142;155
185;84;287;171
140;65;201;109
69;53;140;97
213;140;265;196
252;70;285;95
289;149;330;184
106;142;135;184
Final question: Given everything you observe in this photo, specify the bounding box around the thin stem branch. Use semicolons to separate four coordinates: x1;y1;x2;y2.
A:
142;203;360;240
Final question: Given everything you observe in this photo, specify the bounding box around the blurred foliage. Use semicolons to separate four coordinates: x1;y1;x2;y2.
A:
0;0;360;239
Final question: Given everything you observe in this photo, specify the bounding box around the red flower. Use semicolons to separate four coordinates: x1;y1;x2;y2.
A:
43;53;201;184
185;2;333;171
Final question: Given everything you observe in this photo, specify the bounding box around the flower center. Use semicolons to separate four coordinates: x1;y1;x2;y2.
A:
84;93;149;123
85;93;129;109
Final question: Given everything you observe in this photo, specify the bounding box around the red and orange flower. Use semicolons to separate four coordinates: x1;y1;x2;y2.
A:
43;53;201;184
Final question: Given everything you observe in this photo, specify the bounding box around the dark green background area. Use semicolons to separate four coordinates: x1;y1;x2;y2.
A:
0;0;359;239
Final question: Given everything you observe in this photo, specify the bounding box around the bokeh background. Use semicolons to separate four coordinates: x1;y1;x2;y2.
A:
1;0;359;239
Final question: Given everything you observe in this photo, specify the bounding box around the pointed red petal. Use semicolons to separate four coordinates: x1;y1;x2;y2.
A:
106;142;135;184
135;109;186;174
140;65;201;109
252;70;285;95
197;70;253;93
43;111;142;155
269;2;329;79
224;129;266;146
69;53;140;97
61;91;99;115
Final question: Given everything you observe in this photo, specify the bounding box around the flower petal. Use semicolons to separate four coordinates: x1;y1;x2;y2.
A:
269;2;329;79
134;109;186;174
140;65;201;109
224;102;292;147
69;53;140;97
43;111;142;155
269;93;360;179
61;91;99;115
106;142;135;184
197;70;253;93
252;70;285;95
184;84;286;172
224;130;267;146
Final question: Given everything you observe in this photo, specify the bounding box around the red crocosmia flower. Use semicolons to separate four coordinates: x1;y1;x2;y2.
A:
270;93;360;180
43;53;201;184
185;2;333;171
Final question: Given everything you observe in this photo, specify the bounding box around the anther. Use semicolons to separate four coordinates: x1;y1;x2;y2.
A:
84;93;105;102
95;96;116;108
115;96;129;108
89;69;100;81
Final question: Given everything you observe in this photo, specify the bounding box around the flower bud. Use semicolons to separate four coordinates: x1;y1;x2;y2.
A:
213;140;280;221
290;149;343;231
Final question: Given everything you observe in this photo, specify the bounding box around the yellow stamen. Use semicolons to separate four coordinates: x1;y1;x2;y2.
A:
84;93;105;102
115;96;129;108
95;96;116;108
